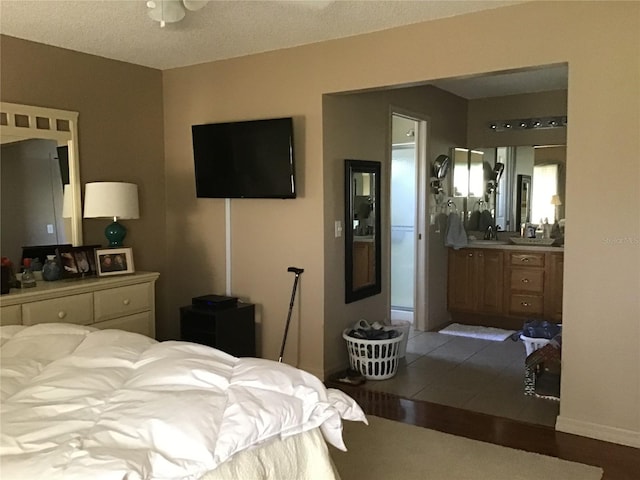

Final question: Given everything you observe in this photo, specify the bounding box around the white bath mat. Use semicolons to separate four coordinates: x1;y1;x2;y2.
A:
439;323;515;341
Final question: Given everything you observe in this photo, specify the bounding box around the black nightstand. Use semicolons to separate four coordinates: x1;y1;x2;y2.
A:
179;302;256;357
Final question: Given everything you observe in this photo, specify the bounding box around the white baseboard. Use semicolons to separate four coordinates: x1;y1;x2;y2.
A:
390;309;414;323
556;415;640;448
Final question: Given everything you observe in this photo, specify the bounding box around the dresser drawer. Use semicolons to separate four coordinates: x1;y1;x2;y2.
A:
94;283;151;322
509;252;545;267
22;293;93;326
509;268;544;293
509;294;544;316
1;305;22;325
93;312;153;337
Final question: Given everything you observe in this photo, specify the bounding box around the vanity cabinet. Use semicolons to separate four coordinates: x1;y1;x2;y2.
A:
507;252;546;317
0;272;159;338
448;246;563;328
448;248;503;314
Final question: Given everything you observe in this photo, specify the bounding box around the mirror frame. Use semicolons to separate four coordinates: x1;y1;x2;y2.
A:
344;159;381;304
1;102;83;247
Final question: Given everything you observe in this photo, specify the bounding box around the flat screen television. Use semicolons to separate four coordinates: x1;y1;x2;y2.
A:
192;117;296;199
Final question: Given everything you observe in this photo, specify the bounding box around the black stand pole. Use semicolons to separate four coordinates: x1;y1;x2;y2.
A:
279;266;304;363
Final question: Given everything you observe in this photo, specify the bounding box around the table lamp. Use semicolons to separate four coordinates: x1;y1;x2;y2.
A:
83;182;139;247
550;194;562;222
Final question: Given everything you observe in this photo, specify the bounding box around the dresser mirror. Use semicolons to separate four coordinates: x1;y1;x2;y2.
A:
0;102;82;264
344;159;381;304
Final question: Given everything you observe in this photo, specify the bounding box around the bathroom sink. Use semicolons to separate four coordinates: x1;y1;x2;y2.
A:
469;240;510;246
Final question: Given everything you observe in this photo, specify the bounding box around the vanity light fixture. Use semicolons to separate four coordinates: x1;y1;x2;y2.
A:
489;116;567;132
83;182;140;247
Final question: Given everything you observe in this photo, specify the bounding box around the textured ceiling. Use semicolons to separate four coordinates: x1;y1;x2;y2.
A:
0;0;524;71
0;1;567;98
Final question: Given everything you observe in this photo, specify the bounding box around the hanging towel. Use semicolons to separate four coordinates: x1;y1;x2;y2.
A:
468;210;481;231
479;209;494;231
445;213;468;250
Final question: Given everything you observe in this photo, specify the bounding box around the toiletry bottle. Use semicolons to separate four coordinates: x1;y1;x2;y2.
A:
21;258;37;288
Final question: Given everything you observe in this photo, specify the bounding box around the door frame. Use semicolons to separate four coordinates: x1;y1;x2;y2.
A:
388;108;428;329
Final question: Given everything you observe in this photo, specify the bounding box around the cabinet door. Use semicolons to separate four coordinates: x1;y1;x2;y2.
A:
353;242;373;289
448;249;476;311
476;249;504;314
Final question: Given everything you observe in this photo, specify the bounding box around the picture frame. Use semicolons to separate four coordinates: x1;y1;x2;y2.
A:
95;247;135;277
55;245;99;279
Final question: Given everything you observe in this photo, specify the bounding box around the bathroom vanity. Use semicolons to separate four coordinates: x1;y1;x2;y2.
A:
447;242;563;330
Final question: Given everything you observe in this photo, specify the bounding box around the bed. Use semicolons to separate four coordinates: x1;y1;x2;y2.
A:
0;323;366;479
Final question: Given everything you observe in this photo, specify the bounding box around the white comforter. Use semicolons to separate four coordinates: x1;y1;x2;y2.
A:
0;323;365;480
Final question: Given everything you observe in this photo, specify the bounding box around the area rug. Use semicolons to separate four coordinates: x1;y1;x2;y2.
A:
439;322;515;341
331;415;603;480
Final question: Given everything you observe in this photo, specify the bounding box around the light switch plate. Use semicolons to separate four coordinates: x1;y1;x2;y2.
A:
335;220;342;238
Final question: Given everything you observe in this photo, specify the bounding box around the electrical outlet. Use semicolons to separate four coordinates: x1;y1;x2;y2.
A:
47;224;54;234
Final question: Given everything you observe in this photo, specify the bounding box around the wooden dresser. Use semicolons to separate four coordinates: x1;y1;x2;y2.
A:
0;272;160;338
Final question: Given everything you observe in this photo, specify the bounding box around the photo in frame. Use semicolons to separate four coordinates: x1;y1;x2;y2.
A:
55;245;99;279
95;247;135;277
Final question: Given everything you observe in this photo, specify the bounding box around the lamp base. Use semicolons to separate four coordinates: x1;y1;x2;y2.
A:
105;221;127;247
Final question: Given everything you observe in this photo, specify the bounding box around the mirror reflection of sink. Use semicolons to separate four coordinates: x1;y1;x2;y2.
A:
469;239;509;245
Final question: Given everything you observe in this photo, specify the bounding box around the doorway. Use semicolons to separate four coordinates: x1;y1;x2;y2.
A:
390;113;426;327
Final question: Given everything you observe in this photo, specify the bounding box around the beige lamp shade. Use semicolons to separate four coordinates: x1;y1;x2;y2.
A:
83;182;140;220
550;194;562;206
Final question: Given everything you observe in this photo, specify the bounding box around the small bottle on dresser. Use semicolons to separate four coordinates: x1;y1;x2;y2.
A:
21;258;37;288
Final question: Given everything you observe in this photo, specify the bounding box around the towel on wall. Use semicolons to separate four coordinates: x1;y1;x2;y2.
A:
468;210;481;231
445;212;468;250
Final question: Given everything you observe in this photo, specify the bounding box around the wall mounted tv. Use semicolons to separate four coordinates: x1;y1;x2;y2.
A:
192;117;296;199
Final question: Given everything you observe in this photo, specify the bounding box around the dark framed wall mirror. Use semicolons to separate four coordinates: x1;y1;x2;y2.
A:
344;159;381;304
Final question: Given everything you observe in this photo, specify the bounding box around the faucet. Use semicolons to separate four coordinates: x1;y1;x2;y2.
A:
484;225;499;240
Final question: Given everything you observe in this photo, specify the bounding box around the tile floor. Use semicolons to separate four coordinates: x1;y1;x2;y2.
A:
359;328;560;427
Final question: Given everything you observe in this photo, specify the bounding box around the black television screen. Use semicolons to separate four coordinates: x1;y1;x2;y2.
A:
192;117;296;199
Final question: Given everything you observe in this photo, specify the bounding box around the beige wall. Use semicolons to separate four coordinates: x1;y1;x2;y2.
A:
164;1;639;447
468;90;568;147
2;0;638;448
322;85;468;374
0;35;167;329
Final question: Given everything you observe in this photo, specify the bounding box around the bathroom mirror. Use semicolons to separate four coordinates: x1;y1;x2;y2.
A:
344;159;381;304
0;102;82;264
453;145;566;231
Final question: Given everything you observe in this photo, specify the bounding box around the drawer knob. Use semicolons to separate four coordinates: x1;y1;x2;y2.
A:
57;311;67;319
468;253;473;257
123;299;131;306
520;302;531;307
521;257;530;263
521;278;530;284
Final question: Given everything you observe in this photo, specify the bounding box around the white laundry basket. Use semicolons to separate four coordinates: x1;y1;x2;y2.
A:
520;335;552;356
390;320;411;358
343;328;404;380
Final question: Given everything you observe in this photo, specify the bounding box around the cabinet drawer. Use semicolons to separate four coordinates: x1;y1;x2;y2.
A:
1;305;22;325
93;312;153;337
509;269;544;293
509;252;545;267
22;293;93;326
509;294;544;316
94;283;151;322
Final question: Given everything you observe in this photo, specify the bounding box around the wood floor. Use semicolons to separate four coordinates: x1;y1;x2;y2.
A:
327;381;640;480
